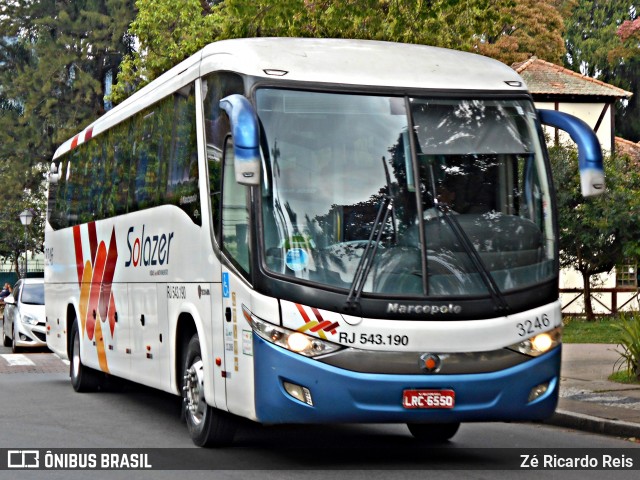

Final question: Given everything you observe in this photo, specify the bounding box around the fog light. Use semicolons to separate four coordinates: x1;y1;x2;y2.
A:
528;382;550;402
283;381;314;406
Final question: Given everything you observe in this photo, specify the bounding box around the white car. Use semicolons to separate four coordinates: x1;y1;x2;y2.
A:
2;278;46;352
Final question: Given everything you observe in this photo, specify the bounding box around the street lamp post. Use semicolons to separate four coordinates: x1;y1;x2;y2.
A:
19;209;34;279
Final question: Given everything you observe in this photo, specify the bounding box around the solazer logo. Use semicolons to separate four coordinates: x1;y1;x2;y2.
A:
125;224;174;267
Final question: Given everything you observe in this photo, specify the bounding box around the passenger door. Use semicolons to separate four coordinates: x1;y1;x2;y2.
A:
219;138;256;419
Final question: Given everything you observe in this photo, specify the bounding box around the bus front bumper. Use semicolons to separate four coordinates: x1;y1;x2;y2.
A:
253;335;560;424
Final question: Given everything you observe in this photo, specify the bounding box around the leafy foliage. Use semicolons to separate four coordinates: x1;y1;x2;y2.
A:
477;0;566;65
111;0;569;102
112;0;223;99
550;145;640;319
562;0;640;141
0;0;135;274
614;312;640;379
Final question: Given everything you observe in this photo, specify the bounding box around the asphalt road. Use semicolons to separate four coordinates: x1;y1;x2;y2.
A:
0;346;639;479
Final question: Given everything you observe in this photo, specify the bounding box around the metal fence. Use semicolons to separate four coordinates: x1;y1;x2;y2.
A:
0;260;44;273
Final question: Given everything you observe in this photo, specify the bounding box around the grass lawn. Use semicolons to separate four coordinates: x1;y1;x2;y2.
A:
562;317;622;344
562;317;640;384
609;369;640;383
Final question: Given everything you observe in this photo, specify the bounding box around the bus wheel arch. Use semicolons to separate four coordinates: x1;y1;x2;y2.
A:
175;312;198;395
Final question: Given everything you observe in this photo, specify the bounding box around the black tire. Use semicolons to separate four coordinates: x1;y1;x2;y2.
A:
182;334;235;447
11;328;19;353
407;422;460;443
69;319;103;392
3;327;11;347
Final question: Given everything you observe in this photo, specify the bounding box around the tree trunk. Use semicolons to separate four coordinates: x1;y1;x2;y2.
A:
13;256;20;279
582;270;595;321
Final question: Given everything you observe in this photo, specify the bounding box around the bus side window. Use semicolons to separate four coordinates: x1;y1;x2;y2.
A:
166;85;200;224
221;138;251;276
131;108;163;211
50;161;68;229
209;155;222;239
108;123;131;217
67;150;82;225
87;141;105;221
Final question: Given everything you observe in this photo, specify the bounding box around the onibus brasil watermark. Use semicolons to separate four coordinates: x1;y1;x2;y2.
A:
6;450;151;470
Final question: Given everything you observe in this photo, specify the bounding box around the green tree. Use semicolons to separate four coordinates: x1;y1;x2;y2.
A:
0;168;47;276
550;145;640;320
615;14;640;142
0;0;136;275
562;0;632;76
112;0;524;102
562;0;640;141
112;0;223;100
476;0;566;65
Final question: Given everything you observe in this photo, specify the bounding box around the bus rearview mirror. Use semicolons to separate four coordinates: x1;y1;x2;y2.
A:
219;94;261;186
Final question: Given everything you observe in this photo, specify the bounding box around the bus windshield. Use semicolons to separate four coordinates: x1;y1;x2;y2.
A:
257;89;555;298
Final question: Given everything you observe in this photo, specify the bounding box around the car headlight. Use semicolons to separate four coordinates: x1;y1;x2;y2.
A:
21;314;40;325
241;305;342;357
507;326;562;357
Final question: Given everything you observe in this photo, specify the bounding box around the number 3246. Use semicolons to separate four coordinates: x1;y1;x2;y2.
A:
516;314;550;337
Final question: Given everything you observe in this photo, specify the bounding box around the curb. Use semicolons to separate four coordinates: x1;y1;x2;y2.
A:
544;409;640;439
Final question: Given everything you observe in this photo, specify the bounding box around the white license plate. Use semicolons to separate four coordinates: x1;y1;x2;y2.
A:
402;389;455;409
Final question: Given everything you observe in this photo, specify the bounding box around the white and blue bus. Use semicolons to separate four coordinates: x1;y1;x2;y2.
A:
45;38;604;446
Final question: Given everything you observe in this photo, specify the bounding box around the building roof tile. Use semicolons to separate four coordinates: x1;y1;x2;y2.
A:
616;137;640;161
512;57;633;98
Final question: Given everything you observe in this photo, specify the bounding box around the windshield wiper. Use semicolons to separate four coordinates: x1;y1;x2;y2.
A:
435;204;509;313
345;195;393;311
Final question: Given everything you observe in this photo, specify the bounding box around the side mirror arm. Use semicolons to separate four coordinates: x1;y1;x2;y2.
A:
538;109;605;197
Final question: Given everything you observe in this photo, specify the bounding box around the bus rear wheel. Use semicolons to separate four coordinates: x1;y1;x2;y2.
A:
182;334;235;447
407;422;460;442
70;319;102;392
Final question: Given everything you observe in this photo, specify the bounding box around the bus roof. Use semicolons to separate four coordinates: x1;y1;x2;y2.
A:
201;37;525;90
53;37;528;160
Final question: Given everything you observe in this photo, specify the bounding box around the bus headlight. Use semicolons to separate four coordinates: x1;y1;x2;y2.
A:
242;305;342;357
507;327;562;357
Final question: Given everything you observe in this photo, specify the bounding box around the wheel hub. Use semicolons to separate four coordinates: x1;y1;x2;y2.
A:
183;359;206;425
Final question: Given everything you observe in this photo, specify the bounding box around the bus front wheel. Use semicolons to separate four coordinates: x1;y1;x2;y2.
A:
182;334;235;447
407;422;460;442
